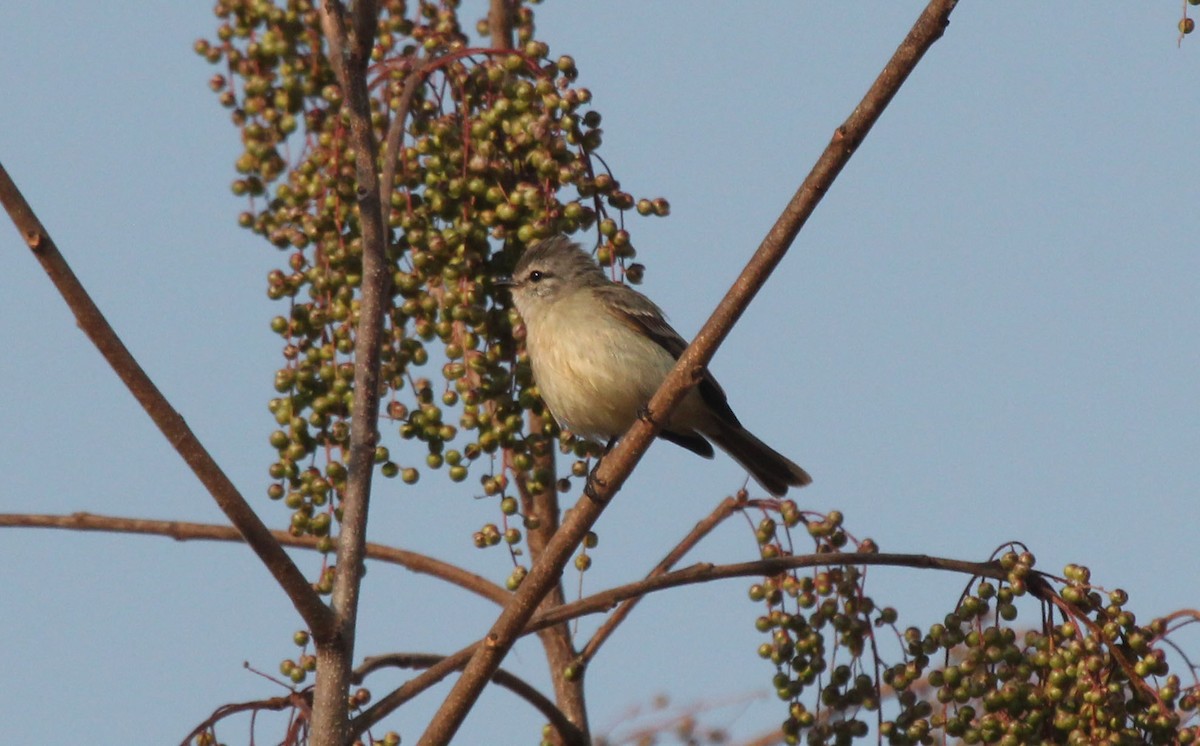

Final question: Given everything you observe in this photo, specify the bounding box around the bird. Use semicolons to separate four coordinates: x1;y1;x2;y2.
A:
498;235;811;496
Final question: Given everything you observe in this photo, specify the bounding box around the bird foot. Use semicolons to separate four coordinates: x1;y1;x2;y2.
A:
636;405;658;427
584;469;609;504
581;437;621;503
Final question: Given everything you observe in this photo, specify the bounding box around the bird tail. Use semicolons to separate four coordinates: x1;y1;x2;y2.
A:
708;423;812;497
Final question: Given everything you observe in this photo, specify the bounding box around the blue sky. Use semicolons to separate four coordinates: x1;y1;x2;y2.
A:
1;3;1197;744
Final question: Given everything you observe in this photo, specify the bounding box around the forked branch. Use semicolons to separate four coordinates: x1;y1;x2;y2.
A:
417;2;961;743
0;512;508;606
356;548;1035;736
0;162;334;642
311;1;390;744
354;653;586;746
578;495;744;665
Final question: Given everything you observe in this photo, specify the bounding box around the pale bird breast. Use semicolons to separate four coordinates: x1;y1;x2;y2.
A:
523;290;678;440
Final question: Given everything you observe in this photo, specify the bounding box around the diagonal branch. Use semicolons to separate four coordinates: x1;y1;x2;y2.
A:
526;552;1037;633
417;2;962;742
0;161;334;642
353;653;586;746
0;512;509;606
351;646;476;734
577;495;743;665
179;690;312;746
356;548;1030;734
513;433;586;738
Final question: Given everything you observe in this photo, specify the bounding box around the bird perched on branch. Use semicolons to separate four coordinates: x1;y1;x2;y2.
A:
499;235;811;496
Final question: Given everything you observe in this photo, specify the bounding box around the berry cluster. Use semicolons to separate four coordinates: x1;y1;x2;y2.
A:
748;511;1200;745
197;0;668;564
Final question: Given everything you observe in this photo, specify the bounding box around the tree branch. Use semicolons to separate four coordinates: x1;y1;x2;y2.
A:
179;690;312;746
356;549;1034;733
513;431;587;741
417;1;961;742
485;0;588;738
353;653;586;746
351;647;477;734
314;1;389;744
0;162;334;641
349;0;380;65
527;552;1043;633
487;0;514;50
578;495;743;665
316;0;388;633
0;512;509;606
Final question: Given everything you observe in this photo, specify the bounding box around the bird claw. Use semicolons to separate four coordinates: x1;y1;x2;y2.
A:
636;405;657;426
584;470;609;504
583;454;611;503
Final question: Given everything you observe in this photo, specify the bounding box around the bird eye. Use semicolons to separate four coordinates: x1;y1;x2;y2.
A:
528;270;544;283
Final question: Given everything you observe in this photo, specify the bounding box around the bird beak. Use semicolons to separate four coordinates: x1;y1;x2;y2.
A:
494;275;515;288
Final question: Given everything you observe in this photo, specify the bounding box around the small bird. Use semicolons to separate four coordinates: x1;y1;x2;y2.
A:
499;235;811;496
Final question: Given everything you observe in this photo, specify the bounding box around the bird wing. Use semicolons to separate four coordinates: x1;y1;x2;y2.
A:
599;284;743;429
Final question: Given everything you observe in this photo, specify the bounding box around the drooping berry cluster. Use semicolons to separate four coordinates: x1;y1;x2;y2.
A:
197;0;668;564
748;510;1199;744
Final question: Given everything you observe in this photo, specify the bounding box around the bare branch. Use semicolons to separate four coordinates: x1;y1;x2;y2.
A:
350;0;380;64
514;426;588;739
356;549;1031;733
353;653;586;746
487;0;514;50
314;0;388;631
0;512;508;606
0;161;334;641
480;6;588;737
414;486;605;746
417;2;962;742
351;647;477;734
578;495;742;665
528;552;1040;633
180;690;311;746
379;54;427;230
314;2;389;743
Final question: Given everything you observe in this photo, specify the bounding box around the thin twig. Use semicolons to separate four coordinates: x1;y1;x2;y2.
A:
179;690;312;746
1042;589;1162;707
353;653;586;746
0;161;335;642
0;512;509;606
578;495;742;665
417;2;962;743
356;549;1029;733
528;552;1035;633
598;691;766;746
351;647;478;734
378;53;427;230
